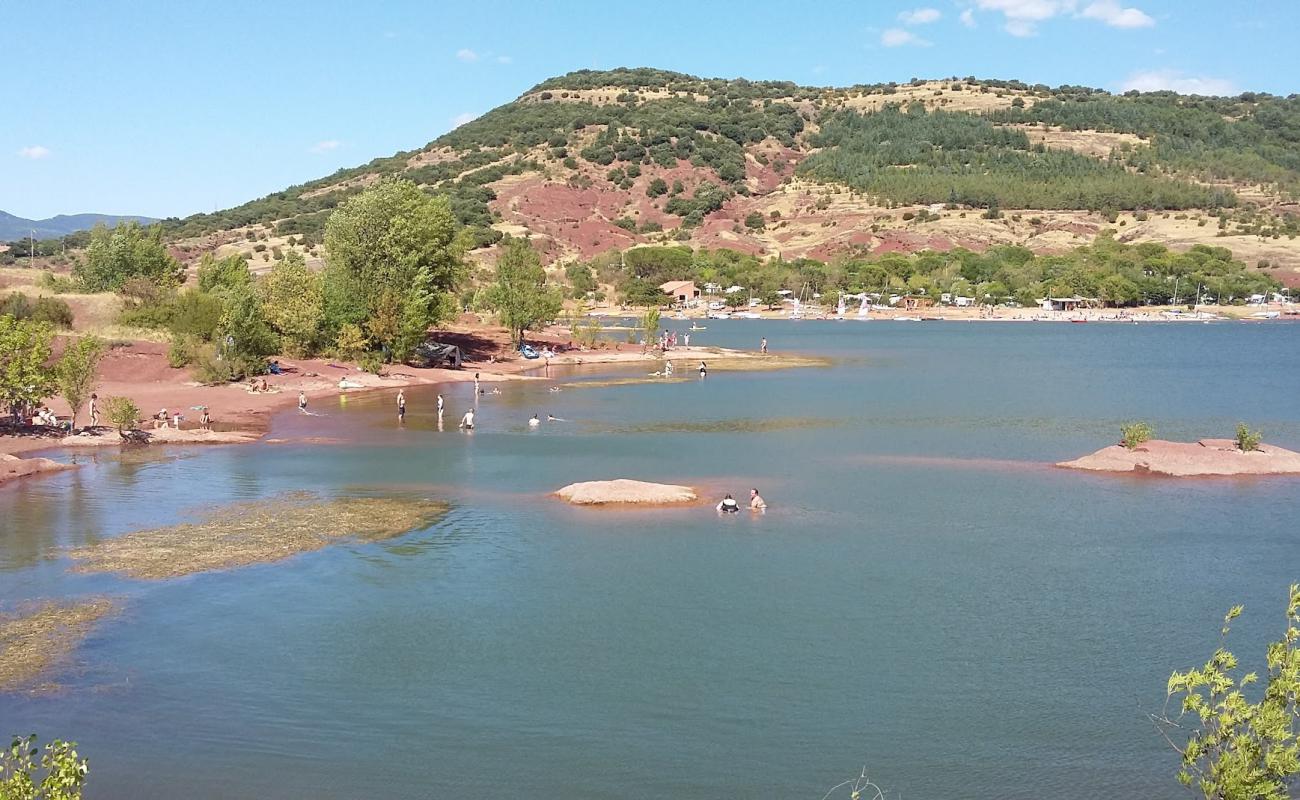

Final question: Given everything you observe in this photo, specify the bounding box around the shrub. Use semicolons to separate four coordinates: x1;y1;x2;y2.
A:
167;334;197;368
359;351;385;375
744;211;766;230
0;734;89;799
191;344;235;384
31;296;74;328
335;323;368;361
37;271;79;293
1121;421;1153;450
1235;422;1262;452
103;396;141;433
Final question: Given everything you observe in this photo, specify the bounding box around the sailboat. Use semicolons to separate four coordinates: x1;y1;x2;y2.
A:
835;294;847;319
857;294;870;318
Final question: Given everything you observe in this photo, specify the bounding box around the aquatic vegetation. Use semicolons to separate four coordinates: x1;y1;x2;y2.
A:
0;599;115;693
68;493;448;580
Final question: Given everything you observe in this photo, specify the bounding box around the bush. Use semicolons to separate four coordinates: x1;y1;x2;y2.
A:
358;351;385;375
0;734;89;799
103;396;141;433
1121;421;1153;450
191;344;236;384
167;335;197;368
37;271;79;293
744;211;765;230
31;296;74;328
1235;422;1262;452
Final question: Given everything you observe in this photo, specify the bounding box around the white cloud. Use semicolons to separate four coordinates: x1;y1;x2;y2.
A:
1119;70;1238;96
898;7;941;24
308;140;341;154
18;145;50;160
450;112;478;128
960;8;977;27
1079;0;1154;28
881;28;931;46
455;48;479;63
973;0;1154;35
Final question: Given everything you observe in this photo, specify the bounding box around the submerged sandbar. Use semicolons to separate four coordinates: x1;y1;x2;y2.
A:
69;493;448;579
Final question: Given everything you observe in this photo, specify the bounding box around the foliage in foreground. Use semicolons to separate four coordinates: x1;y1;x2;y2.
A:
1121;421;1154;450
1153;585;1300;800
0;735;87;800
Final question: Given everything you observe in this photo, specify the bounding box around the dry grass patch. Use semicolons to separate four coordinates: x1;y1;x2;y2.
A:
69;493;448;580
0;599;115;693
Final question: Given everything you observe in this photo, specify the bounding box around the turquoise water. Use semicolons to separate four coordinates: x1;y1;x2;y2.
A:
2;321;1299;799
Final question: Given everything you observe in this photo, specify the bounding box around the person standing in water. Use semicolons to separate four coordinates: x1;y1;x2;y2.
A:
473;373;480;395
749;488;767;511
716;494;740;513
760;337;768;355
396;389;406;422
298;391;308;413
437;393;445;418
459;408;475;430
528;414;540;428
698;361;707;378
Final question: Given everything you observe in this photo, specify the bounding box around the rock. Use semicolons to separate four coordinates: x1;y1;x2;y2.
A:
0;453;78;486
1057;439;1300;477
554;479;698;505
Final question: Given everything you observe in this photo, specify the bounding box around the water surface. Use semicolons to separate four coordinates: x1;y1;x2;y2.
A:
2;320;1298;799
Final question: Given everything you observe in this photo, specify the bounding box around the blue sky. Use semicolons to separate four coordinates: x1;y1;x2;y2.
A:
6;0;1297;221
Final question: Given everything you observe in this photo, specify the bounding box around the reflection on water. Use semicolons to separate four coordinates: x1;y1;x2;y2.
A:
1;321;1299;800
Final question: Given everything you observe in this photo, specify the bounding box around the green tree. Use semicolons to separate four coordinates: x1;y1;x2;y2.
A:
75;222;183;292
0;316;55;416
0;734;89;800
485;239;563;344
640;307;661;346
1153;585;1300;800
54;337;105;433
258;252;322;356
1098;274;1141;306
646;177;669;197
102;397;140;435
744;211;766;230
218;282;278;378
322;178;465;349
195;253;252;294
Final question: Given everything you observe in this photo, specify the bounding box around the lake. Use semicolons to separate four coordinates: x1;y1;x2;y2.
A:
2;320;1298;799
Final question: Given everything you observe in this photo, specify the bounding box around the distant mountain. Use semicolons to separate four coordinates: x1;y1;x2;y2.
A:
0;210;159;241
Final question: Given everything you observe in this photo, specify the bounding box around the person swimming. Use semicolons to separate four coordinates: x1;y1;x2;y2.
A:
528;414;540;427
698;361;707;378
716;494;740;513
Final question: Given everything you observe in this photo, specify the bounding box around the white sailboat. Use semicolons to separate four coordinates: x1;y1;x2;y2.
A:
836;295;847;319
857;294;870;318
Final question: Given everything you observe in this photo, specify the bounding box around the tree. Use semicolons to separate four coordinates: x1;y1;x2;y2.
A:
646;177;668;197
0;316;54;417
760;289;783;310
1098;273;1140;306
102;396;140;435
0;734;89;800
195;253;252;294
640;307;660;346
218;282;278;378
258;252;322;356
75;222;183;292
322;178;465;351
484;239;563;345
744;211;766;230
1153;585;1300;800
54;337;104;433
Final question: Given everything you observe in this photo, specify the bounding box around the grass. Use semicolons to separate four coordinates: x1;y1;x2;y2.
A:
0;598;115;693
69;493;449;580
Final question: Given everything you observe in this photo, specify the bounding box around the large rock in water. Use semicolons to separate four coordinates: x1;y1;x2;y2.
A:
1057;439;1300;477
554;479;698;505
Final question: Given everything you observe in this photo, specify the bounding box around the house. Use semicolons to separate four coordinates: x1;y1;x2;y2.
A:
1040;297;1084;312
659;280;700;305
954;296;975;307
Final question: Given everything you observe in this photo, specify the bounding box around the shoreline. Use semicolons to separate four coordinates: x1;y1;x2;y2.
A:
0;338;810;485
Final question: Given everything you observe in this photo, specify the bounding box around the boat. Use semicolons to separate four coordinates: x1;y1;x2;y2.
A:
895;316;923;322
690;324;707;331
520;344;540;359
1251;311;1281;320
734;312;761;320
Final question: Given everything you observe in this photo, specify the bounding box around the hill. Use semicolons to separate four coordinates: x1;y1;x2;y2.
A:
0;210;158;240
162;68;1300;277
